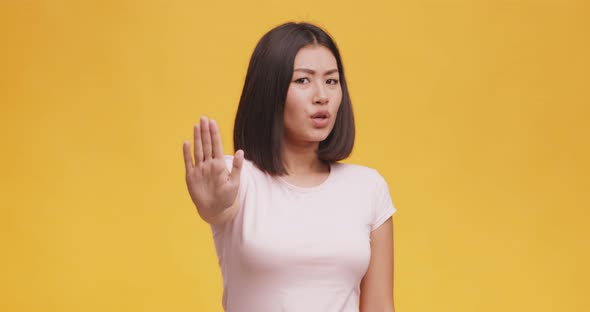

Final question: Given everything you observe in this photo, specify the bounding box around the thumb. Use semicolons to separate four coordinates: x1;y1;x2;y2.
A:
229;149;244;185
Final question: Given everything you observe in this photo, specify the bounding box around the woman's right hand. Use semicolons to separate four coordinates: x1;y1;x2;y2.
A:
182;116;244;224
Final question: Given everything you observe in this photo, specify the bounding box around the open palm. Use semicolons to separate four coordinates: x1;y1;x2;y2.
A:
182;117;243;221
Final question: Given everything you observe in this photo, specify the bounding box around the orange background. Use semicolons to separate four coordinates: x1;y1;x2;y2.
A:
1;0;588;311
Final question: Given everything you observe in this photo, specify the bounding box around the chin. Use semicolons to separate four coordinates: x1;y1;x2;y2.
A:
309;130;333;143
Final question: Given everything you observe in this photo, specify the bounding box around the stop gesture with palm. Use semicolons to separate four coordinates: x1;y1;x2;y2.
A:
182;117;244;222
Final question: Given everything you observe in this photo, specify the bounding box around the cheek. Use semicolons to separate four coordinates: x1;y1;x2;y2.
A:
285;89;308;115
335;91;343;105
283;90;303;131
332;91;343;111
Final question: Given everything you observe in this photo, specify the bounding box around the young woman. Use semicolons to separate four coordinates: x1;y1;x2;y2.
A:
182;22;397;312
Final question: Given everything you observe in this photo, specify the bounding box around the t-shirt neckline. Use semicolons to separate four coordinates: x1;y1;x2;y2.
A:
275;162;337;193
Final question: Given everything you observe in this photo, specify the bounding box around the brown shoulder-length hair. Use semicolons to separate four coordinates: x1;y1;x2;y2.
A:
233;22;355;176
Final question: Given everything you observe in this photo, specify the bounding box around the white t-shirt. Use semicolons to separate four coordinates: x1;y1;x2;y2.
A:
210;156;397;312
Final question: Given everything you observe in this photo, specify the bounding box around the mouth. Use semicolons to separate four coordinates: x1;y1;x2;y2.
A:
310;111;330;128
310;111;330;120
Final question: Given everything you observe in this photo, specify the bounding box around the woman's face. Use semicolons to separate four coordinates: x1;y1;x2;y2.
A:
283;45;342;147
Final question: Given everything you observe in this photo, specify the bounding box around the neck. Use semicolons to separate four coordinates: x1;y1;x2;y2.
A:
281;140;328;176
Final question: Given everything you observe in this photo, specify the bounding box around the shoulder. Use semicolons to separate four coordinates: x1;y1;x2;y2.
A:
333;162;391;197
333;162;384;183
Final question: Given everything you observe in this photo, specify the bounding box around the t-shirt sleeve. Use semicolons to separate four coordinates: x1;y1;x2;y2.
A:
370;172;397;231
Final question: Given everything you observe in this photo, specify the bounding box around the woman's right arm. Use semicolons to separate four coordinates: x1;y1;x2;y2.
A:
182;116;244;225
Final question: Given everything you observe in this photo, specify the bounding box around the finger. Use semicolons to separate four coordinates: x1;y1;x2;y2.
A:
200;116;213;160
210;119;224;159
193;123;203;165
229;149;244;185
182;140;193;172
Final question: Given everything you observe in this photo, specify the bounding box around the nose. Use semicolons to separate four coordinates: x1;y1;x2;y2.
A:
313;83;329;105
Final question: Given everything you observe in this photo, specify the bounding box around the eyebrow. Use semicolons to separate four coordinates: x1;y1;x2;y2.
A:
293;68;339;75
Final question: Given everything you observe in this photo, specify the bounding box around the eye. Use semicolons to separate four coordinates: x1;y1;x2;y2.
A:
294;77;310;84
327;78;339;85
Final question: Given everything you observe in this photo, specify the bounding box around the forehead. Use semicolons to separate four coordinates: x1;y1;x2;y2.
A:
293;45;337;69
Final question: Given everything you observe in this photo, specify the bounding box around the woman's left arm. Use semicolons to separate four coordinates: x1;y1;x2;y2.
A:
359;217;395;312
